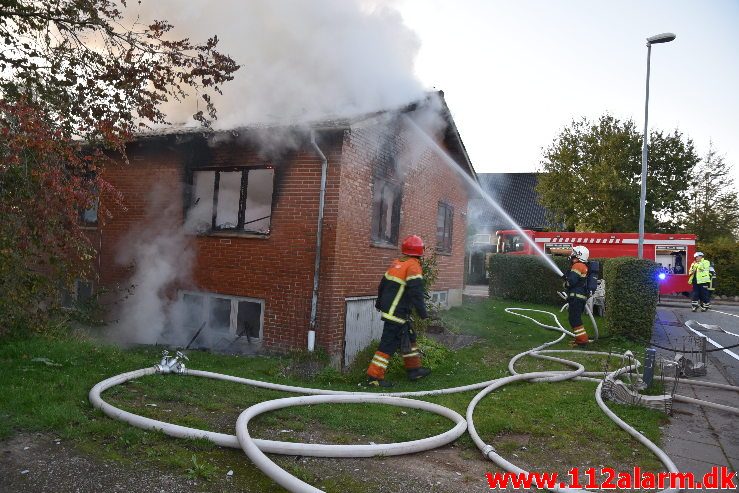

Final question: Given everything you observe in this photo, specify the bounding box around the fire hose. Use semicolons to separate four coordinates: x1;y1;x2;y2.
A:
90;308;739;493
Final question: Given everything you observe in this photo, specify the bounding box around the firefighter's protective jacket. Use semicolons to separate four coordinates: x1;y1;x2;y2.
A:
688;259;711;284
565;260;589;300
375;257;429;324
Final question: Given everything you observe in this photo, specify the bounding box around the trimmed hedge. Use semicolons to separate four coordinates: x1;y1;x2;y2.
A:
487;254;570;305
604;257;659;340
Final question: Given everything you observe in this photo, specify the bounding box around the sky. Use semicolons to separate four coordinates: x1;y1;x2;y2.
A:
394;0;739;183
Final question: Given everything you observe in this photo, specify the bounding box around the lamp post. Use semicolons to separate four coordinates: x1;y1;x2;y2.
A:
638;32;676;258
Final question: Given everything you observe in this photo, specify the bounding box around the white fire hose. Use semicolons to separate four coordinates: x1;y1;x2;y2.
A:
89;308;739;493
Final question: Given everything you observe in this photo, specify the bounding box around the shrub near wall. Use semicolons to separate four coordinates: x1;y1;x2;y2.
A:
604;257;659;340
488;254;570;305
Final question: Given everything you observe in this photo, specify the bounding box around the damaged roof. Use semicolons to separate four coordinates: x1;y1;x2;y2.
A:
134;91;477;181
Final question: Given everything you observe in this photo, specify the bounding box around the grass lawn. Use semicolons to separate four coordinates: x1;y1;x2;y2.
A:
0;299;669;491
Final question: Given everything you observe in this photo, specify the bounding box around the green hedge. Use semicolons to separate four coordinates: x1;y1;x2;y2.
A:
488;254;659;341
697;238;739;296
604;257;659;340
487;254;570;305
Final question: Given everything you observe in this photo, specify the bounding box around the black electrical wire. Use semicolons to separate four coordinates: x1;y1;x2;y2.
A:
636;338;739;354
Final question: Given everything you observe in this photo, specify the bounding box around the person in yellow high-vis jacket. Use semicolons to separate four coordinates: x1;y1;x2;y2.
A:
688;251;711;312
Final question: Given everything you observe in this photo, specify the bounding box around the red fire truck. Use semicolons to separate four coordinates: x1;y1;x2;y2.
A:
495;230;697;295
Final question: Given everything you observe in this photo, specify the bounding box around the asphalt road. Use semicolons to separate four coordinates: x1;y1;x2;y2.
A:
665;302;739;385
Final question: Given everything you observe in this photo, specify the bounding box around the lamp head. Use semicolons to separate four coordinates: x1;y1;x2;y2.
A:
647;33;676;45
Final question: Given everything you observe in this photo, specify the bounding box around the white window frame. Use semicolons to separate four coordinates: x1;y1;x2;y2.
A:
429;290;449;309
655;245;688;276
472;234;492;246
179;290;265;340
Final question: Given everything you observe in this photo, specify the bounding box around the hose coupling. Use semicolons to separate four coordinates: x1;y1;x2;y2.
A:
155;350;189;374
481;444;496;458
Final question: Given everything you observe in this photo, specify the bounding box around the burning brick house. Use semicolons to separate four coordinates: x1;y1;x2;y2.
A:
91;93;476;366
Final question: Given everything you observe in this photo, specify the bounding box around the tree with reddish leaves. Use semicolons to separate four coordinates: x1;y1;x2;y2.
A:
0;1;238;331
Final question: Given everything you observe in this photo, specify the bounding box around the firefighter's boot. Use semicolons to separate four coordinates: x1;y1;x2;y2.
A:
407;367;431;381
691;302;699;312
572;325;589;346
365;377;394;388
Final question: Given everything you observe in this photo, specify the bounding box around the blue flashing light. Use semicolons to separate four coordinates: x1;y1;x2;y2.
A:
658;272;667;281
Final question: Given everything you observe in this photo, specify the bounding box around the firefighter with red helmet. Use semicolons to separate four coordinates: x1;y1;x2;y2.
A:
563;245;590;346
366;235;431;387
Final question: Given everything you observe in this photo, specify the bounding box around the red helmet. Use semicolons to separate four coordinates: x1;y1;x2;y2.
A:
401;235;425;257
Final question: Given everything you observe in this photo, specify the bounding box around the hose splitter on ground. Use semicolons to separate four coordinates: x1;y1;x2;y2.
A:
90;308;739;493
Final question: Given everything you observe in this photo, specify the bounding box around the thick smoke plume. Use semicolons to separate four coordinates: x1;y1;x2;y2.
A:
128;0;425;128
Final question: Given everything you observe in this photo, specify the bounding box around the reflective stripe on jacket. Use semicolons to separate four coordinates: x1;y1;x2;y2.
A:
688;259;711;284
375;257;428;323
566;261;589;299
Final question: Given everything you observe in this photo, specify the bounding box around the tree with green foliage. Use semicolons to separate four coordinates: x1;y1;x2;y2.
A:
536;115;699;233
0;1;238;332
684;145;739;242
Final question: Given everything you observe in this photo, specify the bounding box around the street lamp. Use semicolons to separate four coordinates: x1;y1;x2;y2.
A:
638;32;676;258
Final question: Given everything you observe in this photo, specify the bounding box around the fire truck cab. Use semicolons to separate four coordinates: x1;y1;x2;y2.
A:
495;230;697;295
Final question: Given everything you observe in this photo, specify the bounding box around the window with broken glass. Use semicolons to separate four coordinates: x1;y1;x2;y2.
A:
179;291;263;343
436;202;453;254
371;178;402;246
187;167;274;234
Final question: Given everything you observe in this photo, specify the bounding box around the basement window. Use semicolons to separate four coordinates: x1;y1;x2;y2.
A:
179;291;264;341
436;202;453;254
429;290;448;309
187;167;274;234
371;178;402;246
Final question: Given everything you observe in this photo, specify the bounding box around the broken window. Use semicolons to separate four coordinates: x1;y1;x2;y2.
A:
371;178;401;245
237;300;262;339
179;291;264;341
209;297;232;334
187;167;274;234
436;202;453;254
182;293;206;331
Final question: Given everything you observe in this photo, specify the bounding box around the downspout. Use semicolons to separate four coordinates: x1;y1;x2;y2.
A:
308;131;328;351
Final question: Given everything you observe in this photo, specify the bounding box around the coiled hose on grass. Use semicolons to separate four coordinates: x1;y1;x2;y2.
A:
90;307;739;493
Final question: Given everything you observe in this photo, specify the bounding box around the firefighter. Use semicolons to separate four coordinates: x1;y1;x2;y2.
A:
366;235;431;388
563;245;590;346
688;252;711;312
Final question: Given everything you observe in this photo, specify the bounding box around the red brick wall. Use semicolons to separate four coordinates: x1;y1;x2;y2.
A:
98;134;343;351
316;117;469;361
97;124;468;359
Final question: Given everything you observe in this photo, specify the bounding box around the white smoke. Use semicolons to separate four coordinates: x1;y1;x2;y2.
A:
111;185;195;345
127;0;426;128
